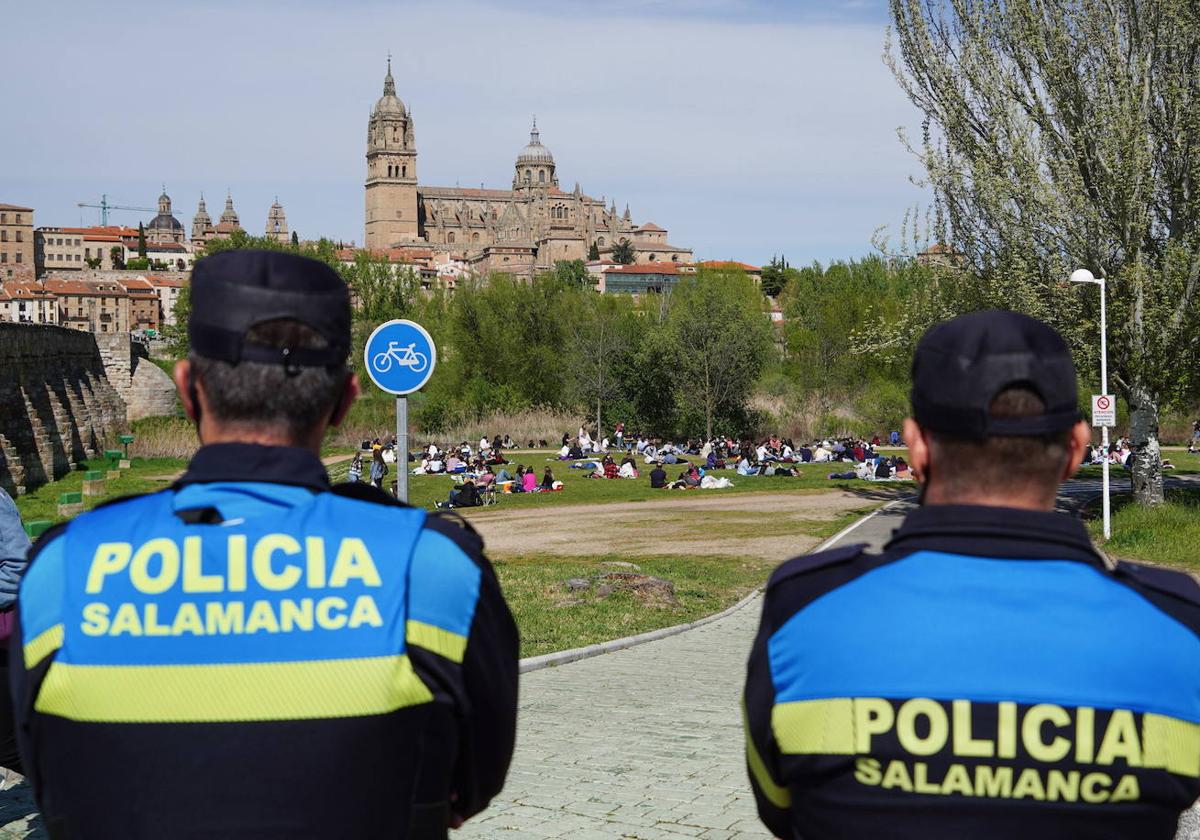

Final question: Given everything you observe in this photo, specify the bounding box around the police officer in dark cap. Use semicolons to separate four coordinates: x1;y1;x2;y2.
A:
744;310;1200;839
12;250;518;838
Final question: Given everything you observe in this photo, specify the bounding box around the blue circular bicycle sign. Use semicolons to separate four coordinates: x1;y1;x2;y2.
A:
363;319;437;395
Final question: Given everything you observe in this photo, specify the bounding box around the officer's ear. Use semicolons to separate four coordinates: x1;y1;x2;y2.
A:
903;417;930;486
328;372;360;429
174;359;201;424
1061;420;1092;482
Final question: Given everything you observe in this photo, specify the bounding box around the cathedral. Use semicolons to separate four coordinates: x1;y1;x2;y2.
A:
364;60;691;274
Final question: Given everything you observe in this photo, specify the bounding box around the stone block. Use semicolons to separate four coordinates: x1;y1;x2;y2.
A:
57;502;85;518
119;459;131;469
107;470;122;481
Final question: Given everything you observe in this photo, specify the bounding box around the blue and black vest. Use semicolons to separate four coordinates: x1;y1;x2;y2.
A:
12;444;518;840
745;504;1200;840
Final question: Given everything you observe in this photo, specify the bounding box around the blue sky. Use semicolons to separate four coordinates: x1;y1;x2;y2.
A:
2;0;924;266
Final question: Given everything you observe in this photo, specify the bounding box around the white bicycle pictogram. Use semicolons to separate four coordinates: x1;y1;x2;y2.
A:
372;341;429;375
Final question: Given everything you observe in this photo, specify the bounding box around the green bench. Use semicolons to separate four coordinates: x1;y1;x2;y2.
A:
57;491;85;518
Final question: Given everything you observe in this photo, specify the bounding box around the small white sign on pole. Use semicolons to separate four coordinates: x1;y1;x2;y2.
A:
1091;394;1116;428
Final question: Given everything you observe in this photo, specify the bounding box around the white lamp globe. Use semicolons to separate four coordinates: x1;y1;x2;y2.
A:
1070;268;1096;284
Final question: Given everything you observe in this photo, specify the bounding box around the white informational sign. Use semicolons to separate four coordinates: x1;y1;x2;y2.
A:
1091;394;1116;428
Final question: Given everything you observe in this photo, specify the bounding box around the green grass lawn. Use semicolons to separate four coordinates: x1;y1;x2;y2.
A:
499;552;777;658
1086;486;1200;571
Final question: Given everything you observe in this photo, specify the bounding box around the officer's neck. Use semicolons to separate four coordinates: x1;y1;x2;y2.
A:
922;484;1057;512
197;420;324;456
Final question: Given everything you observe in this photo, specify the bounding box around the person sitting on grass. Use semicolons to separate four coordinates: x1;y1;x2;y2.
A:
603;455;619;480
540;467;555;491
445;453;464;473
650;463;668;489
522;467;538;493
476;464;496;489
618;457;638;479
437;478;481;509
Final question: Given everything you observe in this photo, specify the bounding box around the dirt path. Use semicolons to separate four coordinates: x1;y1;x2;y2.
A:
458;490;881;562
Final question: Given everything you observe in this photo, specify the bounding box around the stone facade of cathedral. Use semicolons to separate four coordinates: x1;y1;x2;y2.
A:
364;61;692;274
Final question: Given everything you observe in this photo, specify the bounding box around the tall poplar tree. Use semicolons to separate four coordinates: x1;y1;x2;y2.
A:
889;0;1200;505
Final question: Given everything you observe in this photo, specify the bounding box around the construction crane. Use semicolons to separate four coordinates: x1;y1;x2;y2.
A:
76;194;156;226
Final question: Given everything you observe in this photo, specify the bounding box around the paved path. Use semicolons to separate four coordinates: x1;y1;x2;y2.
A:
460;600;769;839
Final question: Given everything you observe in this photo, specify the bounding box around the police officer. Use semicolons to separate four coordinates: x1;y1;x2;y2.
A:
744;310;1200;839
11;250;519;838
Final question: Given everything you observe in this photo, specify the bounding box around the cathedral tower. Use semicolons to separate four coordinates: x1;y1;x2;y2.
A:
365;57;418;249
265;198;289;243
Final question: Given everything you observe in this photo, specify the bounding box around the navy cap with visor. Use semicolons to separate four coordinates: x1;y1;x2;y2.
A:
911;310;1083;440
188;249;351;369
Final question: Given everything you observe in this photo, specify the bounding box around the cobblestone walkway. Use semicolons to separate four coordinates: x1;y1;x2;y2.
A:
459;600;769;840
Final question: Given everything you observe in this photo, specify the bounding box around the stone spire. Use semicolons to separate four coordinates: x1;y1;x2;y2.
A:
219;191;240;228
191;193;212;241
623;204;631;222
383;54;396;98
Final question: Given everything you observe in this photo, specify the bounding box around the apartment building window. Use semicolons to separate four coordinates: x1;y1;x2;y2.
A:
1;253;6;263
1;231;6;242
74;254;81;262
0;213;6;223
15;231;22;242
14;253;20;264
14;214;21;223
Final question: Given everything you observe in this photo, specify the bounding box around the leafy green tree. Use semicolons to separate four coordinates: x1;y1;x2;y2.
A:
137;223;147;259
662;268;773;439
564;292;640;438
162;283;192;357
126;257;150;271
760;255;792;298
552;259;589;287
611;238;635;265
110;246;125;270
346;254;419;326
888;0;1200;505
85;257;101;269
291;231;299;247
588;241;601;261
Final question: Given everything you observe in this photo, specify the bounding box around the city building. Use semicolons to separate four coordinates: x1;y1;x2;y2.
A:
0;203;34;280
122;276;161;331
594;262;682;295
265;199;289;243
3;281;58;324
34;227;86;273
81;227;139;270
363;60;691;273
43;277;130;334
146;274;186;327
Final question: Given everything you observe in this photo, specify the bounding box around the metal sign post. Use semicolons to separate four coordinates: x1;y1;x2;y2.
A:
1072;269;1111;541
363;319;437;504
396;396;408;503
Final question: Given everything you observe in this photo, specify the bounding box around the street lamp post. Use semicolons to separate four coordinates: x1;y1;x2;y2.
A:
1070;268;1110;540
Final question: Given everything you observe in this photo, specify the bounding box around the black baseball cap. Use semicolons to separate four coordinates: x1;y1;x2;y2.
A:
911;310;1082;439
189;250;351;367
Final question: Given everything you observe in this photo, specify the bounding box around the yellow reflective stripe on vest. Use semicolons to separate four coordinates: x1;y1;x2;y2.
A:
744;700;791;808
34;654;433;723
772;698;855;755
1143;712;1200;777
406;619;467;663
23;624;64;669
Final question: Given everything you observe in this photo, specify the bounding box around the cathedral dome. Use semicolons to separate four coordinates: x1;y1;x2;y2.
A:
517;119;554;164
